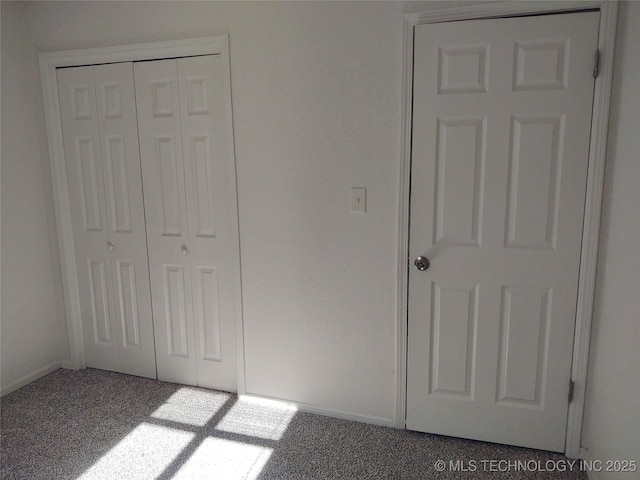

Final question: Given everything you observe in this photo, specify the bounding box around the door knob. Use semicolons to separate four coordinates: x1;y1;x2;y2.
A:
414;256;430;271
107;241;115;252
181;245;189;256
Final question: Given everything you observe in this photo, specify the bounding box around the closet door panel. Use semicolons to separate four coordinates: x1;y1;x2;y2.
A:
58;67;118;371
178;55;237;391
95;63;156;378
134;60;197;386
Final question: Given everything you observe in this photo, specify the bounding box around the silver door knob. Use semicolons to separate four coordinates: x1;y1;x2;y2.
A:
107;241;115;252
414;256;430;271
181;245;189;256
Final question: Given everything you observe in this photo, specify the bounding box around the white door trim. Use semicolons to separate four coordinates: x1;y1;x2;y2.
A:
396;1;618;457
39;36;247;394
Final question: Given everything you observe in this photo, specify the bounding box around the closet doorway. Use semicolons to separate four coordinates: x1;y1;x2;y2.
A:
41;37;243;393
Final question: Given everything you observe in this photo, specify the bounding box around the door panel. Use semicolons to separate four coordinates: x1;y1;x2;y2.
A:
87;257;112;345
163;264;191;358
406;12;599;451
58;67;116;371
430;283;478;399
103;134;131;233
434;117;486;246
186;134;218;238
178;55;237;392
74;137;104;232
58;64;156;379
497;286;551;407
156;134;185;237
506;115;564;249
114;259;142;348
194;266;222;362
95;63;156;378
135;59;197;387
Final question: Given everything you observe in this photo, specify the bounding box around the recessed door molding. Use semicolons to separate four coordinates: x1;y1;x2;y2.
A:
39;36;246;392
396;1;618;458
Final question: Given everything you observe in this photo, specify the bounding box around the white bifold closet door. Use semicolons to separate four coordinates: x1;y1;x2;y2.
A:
134;56;237;391
58;63;156;378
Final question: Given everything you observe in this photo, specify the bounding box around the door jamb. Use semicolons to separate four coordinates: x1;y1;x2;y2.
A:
396;1;618;458
39;35;247;394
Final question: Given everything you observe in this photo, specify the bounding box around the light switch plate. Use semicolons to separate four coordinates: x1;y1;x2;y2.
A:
351;188;366;213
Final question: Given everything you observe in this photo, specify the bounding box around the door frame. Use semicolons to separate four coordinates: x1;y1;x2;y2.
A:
396;1;618;457
39;35;246;392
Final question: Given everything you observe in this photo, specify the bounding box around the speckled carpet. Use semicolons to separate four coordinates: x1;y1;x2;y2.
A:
1;369;587;479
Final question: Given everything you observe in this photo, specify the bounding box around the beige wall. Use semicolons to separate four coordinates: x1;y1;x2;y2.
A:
1;1;69;393
581;2;640;477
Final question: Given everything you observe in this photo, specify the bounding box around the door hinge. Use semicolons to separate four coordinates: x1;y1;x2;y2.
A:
593;49;600;78
568;380;575;403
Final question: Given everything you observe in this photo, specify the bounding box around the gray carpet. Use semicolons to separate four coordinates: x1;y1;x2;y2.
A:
0;369;587;479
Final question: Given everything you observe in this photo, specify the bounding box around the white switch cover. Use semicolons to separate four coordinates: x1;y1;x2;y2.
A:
351;188;366;213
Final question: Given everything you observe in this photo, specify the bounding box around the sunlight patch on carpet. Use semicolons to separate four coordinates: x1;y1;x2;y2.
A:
151;387;230;426
77;423;194;479
172;437;273;480
216;397;297;440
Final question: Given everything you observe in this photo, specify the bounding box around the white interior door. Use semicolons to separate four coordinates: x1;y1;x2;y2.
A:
58;64;156;378
406;12;599;452
135;55;238;392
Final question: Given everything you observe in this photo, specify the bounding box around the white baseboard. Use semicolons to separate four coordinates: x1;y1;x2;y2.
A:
580;447;601;480
0;361;61;397
240;392;396;428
